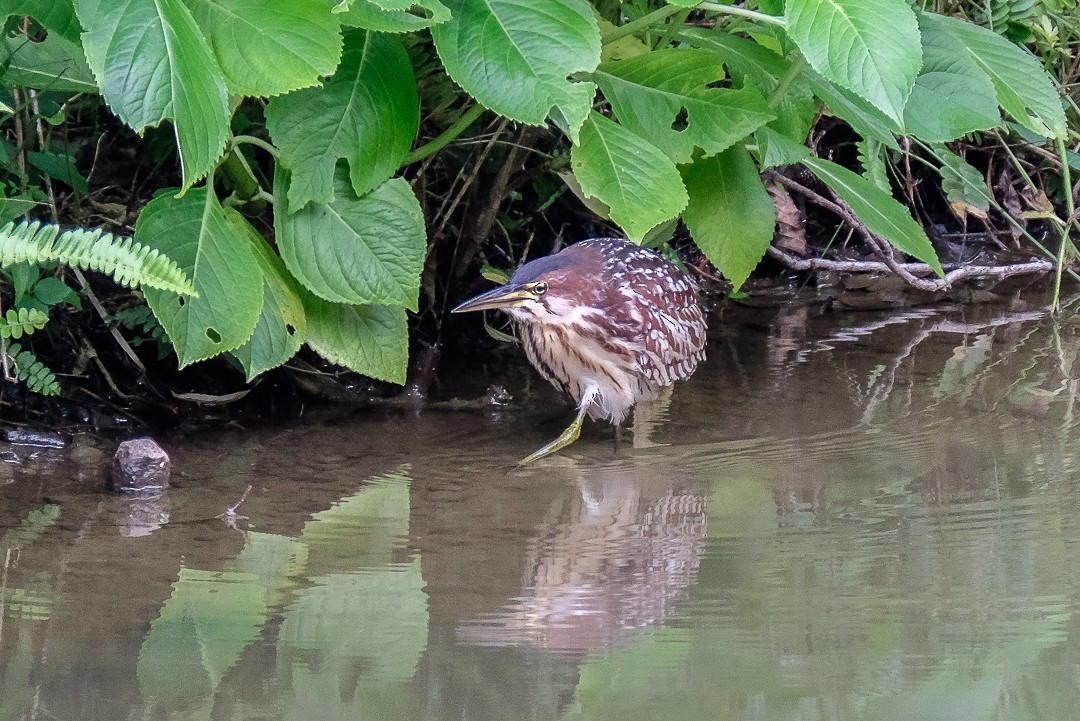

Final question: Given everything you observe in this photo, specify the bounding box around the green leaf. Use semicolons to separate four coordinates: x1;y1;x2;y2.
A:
0;32;97;92
570;112;688;243
266;29;418;209
918;12;1066;139
856;137;890;192
682;146;775;292
0;306;48;339
74;0;229;191
302;294;408;384
184;0;343;97
903;14;1001;142
337;0;449;32
224;208;306;380
677;28;818;142
275;169;426;310
26;151;88;193
431;0;600;142
785;0;921;126
803;156;943;275
755;125;810;169
934;145;992;220
0;0;82;41
807;70;901;149
136;188;263;367
29;276;77;306
593;49;775;164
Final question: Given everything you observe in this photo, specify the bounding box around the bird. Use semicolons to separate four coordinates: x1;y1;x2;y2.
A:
452;238;707;463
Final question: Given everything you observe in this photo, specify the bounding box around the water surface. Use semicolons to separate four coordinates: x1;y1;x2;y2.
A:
4;294;1080;720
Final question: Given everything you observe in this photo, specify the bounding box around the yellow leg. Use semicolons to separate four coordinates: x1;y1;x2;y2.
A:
519;402;590;465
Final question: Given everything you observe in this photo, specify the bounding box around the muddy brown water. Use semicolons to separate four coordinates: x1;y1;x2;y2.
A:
4;294;1080;720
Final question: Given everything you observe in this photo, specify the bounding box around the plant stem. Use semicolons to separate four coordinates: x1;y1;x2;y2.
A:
402;102;486;166
1052;136;1076;312
231;134;280;158
655;8;692;49
600;5;683;45
768;54;806;107
698;2;786;26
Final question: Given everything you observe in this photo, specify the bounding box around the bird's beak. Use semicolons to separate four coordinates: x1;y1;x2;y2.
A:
451;284;533;313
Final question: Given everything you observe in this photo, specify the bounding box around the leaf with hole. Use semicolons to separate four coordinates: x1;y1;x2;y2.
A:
431;0;600;142
682;146;775;292
0;0;82;41
275;169;426;310
225;208;307;380
73;0;229;190
185;0;343;97
803;156;943;275
785;0;921;126
266;29;418;210
136;188;263;367
570;112;688;243
593;48;775;165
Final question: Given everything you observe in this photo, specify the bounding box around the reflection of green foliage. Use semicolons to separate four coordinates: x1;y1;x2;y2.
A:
0;503;60;549
277;558;428;721
134;470;426;718
137;568;268;701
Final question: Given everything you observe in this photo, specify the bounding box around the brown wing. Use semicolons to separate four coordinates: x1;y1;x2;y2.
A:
581;239;708;388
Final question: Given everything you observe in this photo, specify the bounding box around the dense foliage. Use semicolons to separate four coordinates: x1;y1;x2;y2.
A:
0;0;1075;399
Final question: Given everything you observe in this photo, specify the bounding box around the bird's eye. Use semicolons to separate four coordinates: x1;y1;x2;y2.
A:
533;282;548;295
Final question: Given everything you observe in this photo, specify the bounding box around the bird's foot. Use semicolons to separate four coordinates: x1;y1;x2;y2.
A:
519;404;587;465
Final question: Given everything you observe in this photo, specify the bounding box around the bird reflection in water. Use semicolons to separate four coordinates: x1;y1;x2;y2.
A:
456;458;707;653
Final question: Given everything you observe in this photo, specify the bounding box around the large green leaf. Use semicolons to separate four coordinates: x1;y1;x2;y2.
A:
0;31;96;92
903;14;1000;142
785;0;921;126
678;29;817;143
136;188;263;366
302;293;408;384
266;29;418;209
682;146;775;292
755;125;810;170
225;208;306;380
74;0;229;190
807;70;901;149
918;12;1065;139
275;169;426;310
803;156;943;275
337;0;449;32
185;0;342;97
431;0;600;142
593;49;775;165
570;111;688;243
0;0;82;40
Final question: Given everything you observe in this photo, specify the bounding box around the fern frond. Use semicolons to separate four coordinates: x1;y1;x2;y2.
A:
857;138;891;193
0;307;49;339
0;220;196;296
5;342;60;395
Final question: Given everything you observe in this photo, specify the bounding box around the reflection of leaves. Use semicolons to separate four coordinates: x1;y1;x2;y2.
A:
0;504;59;549
933;333;992;399
277;558;428;721
138;568;268;701
300;470;412;574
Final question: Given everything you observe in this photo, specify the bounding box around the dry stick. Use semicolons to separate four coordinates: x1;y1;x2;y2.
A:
765;170;1057;290
767;245;1054;284
26;88;146;374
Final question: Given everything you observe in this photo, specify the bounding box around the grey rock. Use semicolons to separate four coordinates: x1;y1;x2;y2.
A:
110;437;171;494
